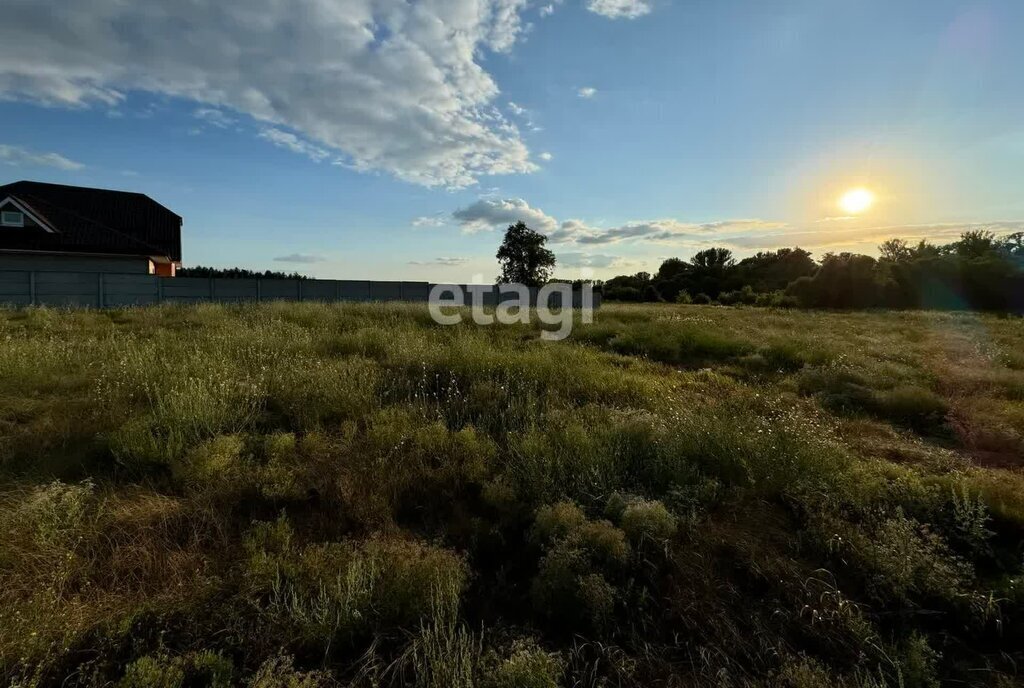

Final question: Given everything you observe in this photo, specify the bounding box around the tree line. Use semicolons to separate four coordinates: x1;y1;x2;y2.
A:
176;266;310;280
601;230;1024;312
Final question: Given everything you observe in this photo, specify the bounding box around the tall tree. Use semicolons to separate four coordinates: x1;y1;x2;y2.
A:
878;239;912;263
496;221;556;287
690;248;735;270
954;230;1000;259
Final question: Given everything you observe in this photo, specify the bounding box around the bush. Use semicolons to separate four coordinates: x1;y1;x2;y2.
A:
172;434;248;493
619;499;677;544
118;651;232;688
250;654;332;688
244;520;468;642
532;542;617;631
577;519;630;565
529;502;629;631
486;639;563;688
19;479;97;548
532;501;587;543
533;501;629;564
675;290;693;304
692;292;712;305
814;511;972;604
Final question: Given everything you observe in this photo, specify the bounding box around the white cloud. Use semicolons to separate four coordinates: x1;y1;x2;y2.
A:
553;218;785;245
723;221;1024;251
258;128;331;163
556;252;625;268
0;0;539;187
408;256;470;266
412;214;449;228
452;197;558;233
539;4;556;16
274;253;327;263
442;195;1024;256
577;87;597;98
506;101;541;131
586;0;651;19
0;143;84;171
539;151;553;161
193;107;236;128
447;197;788;248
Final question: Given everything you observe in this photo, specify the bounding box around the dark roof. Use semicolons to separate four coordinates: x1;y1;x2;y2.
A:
0;180;182;261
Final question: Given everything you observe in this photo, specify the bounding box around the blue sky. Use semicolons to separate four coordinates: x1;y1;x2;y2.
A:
1;0;1022;280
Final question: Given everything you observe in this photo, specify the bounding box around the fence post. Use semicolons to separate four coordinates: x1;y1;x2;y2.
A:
98;273;105;309
29;271;36;306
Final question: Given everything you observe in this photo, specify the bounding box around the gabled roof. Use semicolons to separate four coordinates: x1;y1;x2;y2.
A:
0;180;182;261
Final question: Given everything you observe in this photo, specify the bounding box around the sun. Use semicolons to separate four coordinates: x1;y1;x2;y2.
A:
839;187;875;215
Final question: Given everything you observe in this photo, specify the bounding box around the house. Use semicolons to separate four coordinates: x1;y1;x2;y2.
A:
0;180;182;276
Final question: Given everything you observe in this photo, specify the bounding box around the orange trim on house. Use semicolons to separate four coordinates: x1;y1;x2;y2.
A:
153;261;176;277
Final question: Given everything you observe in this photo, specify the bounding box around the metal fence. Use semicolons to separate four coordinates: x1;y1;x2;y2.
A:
0;271;599;309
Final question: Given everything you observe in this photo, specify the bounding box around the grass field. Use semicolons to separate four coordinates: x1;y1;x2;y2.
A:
1;302;1023;687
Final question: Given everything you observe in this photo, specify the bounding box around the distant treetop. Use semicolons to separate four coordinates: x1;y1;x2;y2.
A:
177;266;310;280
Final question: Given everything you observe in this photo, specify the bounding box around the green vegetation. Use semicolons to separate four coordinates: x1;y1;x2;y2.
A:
602;230;1024;312
496;221;557;287
1;301;1023;686
176;267;311;280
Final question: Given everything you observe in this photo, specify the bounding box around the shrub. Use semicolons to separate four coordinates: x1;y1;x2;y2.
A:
244;520;468;641
256;431;322;501
118;655;185;688
576;573;616;626
577;519;630;565
692;292;712;305
19;479;97;548
172;434;248;493
531;542;616;631
532;501;587;543
949;485;993;556
118;651;232;688
619;499;677;544
675;290;693;305
486;639;563;688
529;501;628;631
249;654;332;688
533;501;629;564
896;633;941;688
816;511;972;604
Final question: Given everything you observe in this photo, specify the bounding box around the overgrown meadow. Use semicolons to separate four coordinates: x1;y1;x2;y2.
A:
1;302;1023;687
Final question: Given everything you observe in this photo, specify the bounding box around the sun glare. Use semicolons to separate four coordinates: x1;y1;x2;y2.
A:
839;187;875;215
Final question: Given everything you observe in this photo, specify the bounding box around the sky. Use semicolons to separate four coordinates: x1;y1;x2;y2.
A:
0;0;1022;281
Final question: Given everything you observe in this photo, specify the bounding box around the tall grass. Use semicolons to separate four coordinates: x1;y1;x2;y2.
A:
0;302;1021;686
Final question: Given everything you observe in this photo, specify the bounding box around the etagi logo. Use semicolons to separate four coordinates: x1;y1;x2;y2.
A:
429;282;595;341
